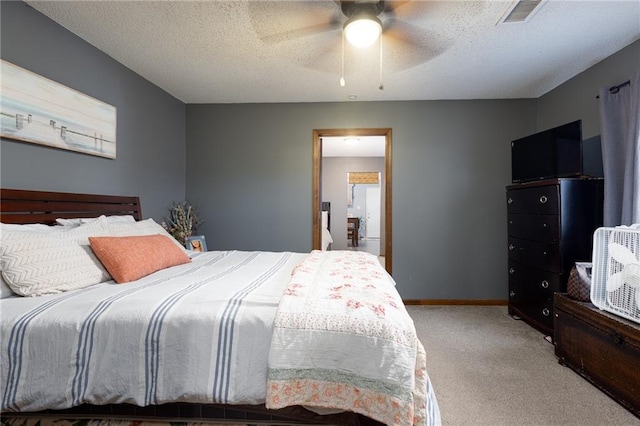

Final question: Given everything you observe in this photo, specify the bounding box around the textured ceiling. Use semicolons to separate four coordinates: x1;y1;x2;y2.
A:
26;0;640;104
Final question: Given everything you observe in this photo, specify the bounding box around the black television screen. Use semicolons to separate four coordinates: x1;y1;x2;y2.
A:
511;120;583;183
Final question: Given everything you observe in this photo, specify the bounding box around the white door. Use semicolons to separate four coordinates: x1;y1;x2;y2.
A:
365;186;381;239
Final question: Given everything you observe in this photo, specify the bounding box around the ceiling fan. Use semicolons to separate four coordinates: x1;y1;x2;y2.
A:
341;1;386;47
248;1;451;77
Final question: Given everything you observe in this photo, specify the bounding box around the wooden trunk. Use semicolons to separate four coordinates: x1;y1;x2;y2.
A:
554;293;640;418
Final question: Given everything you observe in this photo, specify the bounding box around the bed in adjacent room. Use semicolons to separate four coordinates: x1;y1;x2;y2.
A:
0;188;441;426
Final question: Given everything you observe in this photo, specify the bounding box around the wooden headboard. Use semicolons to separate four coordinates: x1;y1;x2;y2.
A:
0;188;142;225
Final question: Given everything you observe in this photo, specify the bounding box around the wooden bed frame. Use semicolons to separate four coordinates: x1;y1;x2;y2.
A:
0;188;381;426
0;188;143;224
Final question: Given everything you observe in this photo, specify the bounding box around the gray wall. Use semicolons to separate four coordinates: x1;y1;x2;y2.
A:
0;2;186;221
186;100;537;299
537;40;640;138
186;39;637;300
323;157;385;251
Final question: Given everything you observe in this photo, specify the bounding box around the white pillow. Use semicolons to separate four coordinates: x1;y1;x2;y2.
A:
1;223;58;232
107;218;188;252
55;215;136;227
0;219;112;297
0;275;15;298
1;223;60;298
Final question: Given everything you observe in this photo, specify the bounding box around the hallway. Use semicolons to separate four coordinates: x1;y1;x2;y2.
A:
346;237;384;267
346;237;379;256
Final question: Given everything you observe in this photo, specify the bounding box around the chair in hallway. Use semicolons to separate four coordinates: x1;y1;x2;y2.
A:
347;217;359;247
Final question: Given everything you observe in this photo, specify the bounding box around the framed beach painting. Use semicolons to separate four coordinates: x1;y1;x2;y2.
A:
0;60;117;159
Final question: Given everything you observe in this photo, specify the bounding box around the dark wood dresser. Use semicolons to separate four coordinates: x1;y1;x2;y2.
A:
506;178;603;334
555;293;640;418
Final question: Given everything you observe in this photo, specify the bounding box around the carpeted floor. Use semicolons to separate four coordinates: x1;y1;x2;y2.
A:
408;305;639;426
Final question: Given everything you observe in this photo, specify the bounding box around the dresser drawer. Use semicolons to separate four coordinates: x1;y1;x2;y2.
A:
508;259;562;297
507;185;560;215
508;214;560;243
513;298;555;330
508;237;562;272
508;260;559;331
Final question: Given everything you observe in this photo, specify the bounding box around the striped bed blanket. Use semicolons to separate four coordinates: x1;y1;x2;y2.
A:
1;251;305;412
1;249;440;425
266;250;441;426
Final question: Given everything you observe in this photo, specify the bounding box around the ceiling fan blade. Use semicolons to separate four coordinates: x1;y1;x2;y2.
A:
302;33;343;74
260;21;341;45
384;18;425;46
385;17;453;48
383;0;412;14
382;0;435;19
248;1;342;45
381;19;453;72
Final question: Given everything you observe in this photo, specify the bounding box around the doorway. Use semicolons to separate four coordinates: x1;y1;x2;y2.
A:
312;128;392;273
347;171;382;251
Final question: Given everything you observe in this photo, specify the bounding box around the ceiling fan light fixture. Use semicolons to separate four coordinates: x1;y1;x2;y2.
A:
343;15;382;48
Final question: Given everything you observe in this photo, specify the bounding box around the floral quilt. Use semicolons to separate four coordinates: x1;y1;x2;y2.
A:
265;250;441;426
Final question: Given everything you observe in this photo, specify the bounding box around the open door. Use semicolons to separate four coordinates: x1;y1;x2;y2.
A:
312;128;392;274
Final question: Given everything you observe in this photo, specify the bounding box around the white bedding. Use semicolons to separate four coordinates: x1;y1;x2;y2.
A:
1;249;440;425
266;250;441;426
1;250;305;412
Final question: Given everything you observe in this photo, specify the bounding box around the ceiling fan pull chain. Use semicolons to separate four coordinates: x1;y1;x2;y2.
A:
340;30;346;87
378;33;384;91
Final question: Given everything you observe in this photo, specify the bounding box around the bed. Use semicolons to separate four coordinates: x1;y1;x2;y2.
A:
0;188;441;426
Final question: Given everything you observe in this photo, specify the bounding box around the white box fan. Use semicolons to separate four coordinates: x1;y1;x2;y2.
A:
591;226;640;324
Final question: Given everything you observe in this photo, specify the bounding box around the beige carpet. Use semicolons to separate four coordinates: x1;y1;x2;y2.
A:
408;305;639;426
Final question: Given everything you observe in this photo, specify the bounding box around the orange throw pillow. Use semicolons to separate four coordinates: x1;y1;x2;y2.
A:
89;234;191;284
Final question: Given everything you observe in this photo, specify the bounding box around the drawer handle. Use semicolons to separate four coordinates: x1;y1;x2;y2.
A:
509;291;515;297
507;197;513;205
539;195;548;204
509;268;515;275
508;244;514;251
541;280;549;289
542;308;550;317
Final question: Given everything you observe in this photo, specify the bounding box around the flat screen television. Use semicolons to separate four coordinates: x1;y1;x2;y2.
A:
511;120;583;183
